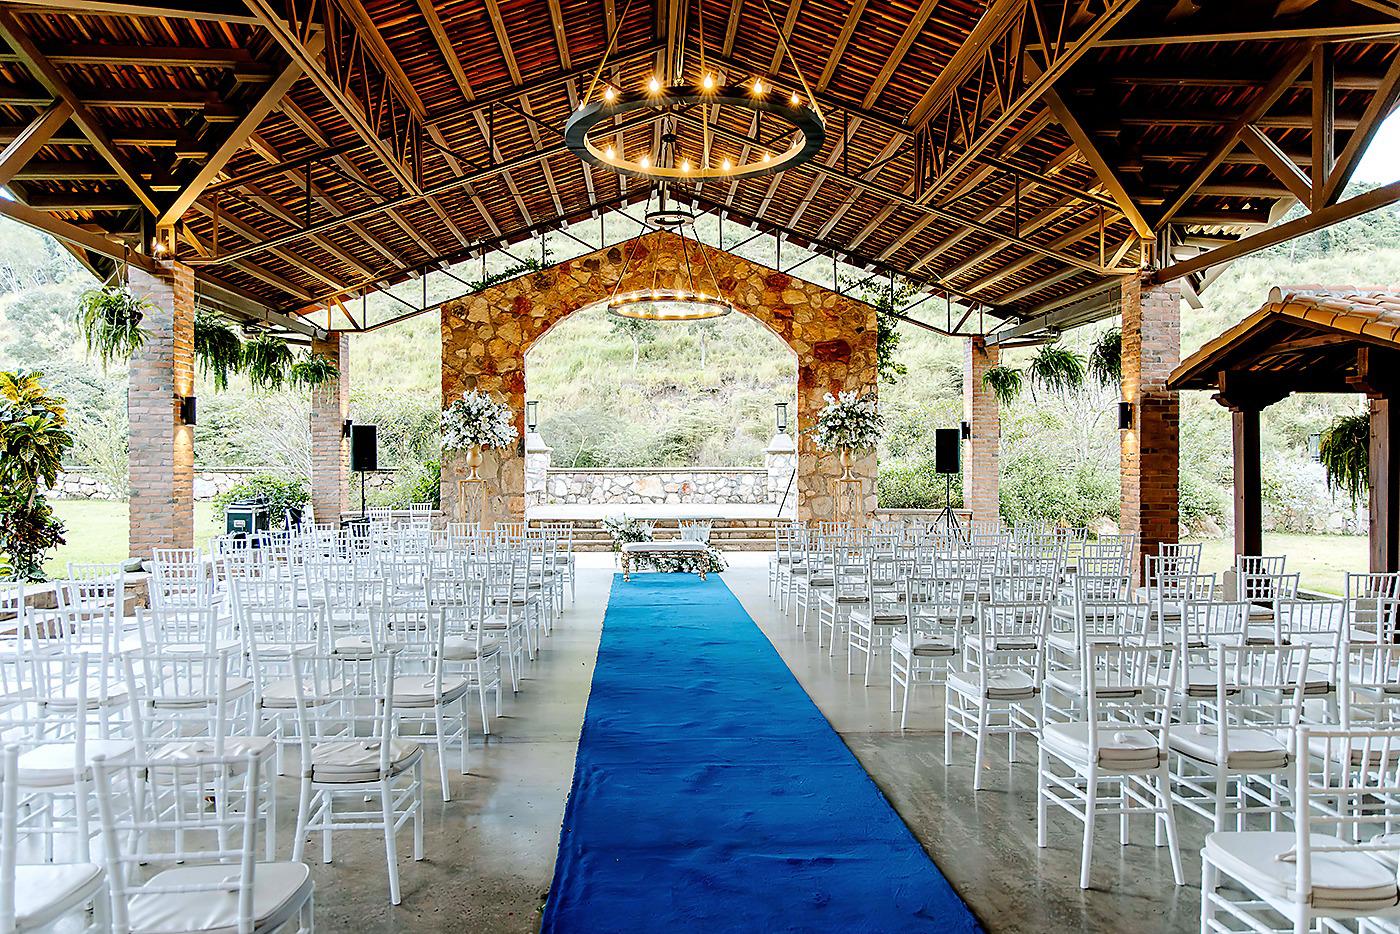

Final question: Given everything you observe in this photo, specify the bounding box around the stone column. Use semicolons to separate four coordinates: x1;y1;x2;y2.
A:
765;431;797;512
1120;277;1182;578
962;337;1000;526
127;260;195;559
524;431;552;507
309;333;350;523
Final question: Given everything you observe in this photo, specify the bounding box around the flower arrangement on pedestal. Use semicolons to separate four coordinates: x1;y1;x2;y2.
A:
440;390;519;480
808;390;884;480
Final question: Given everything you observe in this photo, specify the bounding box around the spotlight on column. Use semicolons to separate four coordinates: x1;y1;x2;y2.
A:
775;402;789;434
960;420;971;440
526;400;539;433
179;395;197;426
342;418;354;439
1118;401;1134;431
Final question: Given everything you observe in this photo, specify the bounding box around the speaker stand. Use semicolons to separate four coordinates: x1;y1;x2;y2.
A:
935;473;962;539
359;470;367;518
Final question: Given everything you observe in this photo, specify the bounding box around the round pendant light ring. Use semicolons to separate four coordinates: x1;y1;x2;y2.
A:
607;290;734;321
565;84;825;181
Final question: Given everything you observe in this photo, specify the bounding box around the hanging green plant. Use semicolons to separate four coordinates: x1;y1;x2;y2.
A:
981;365;1024;406
193;312;244;391
242;334;293;391
1088;327;1122;387
1027;342;1087;395
75;284;152;366
1319;412;1369;505
289;352;340;390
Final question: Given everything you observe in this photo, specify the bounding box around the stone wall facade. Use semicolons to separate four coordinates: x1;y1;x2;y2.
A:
441;231;878;527
1121;276;1182;576
543;468;771;504
127;260;195;557
963;337;1001;526
47;466;397;502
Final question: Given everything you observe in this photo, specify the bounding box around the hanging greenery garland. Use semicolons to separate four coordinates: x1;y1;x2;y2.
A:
242;334;294;391
981;364;1024;406
1027;342;1087;395
75;284;152;367
1319;412;1369;505
1088;327;1122;387
193;313;244;391
288;352;340;389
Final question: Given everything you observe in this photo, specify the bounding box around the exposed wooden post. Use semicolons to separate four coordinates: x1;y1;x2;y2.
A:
1370;397;1399;573
1231;406;1263;558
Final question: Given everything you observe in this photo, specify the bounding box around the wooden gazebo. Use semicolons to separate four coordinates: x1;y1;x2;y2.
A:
1170;287;1400;572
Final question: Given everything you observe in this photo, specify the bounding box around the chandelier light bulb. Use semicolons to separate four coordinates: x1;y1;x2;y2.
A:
702;73;715;91
790;91;800;106
604;144;615;159
647;76;661;94
639;154;650;169
603;86;616;102
721;157;732;171
753;78;765;94
762;151;771;163
681;158;691;172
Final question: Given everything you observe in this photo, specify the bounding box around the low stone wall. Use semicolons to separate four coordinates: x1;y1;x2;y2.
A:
47;466;397;502
542;467;773;505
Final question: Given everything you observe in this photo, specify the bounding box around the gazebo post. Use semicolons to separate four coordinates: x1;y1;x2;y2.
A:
1230;405;1264;558
1370;396;1400;573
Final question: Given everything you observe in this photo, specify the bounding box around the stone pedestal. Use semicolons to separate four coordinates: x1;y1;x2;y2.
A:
525;431;552;507
127;261;194;558
764;431;796;509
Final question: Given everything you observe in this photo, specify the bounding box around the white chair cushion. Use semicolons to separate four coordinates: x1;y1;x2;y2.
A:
332;634;374;658
849;609;905;625
946;669;1038;700
14;862;104;929
1169;725;1290;770
147;737;275;782
1042;721;1163;771
891;634;956;658
150;678;253;709
310;739;421;783
442;636;501;660
1043;670;1141;699
126;861;313;934
1205;831;1399;911
258;678;346;709
17;740;135;786
392;674;471;707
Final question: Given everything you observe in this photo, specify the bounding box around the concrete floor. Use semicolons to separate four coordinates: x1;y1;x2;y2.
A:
291;553;1204;933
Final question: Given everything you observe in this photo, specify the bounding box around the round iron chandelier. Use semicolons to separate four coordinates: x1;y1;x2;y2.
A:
606;199;734;322
565;0;825;184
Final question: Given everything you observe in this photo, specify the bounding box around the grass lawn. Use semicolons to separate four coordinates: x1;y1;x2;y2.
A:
45;500;218;576
1186;532;1367;595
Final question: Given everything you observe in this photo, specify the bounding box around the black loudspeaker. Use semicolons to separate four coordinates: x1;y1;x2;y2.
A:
350;424;378;473
934;427;962;475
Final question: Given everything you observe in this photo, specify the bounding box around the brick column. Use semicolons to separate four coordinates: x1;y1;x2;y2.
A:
309;333;350;523
962;337;1000;526
127;260;195;559
1120;277;1181;577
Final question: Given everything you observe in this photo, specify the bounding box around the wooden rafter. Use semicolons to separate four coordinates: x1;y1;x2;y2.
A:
1323;50;1400;205
0;101;71;185
862;0;940;110
1239;125;1313;204
816;0;866;92
1043;88;1152;239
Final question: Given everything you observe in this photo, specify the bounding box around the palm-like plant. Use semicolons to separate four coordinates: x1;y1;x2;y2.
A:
194;313;244;391
1027;342;1087;395
242;334;293;391
981;364;1024;406
0;370;72;581
1319;413;1369;505
288;352;340;390
75;284;152;366
1088;328;1122;387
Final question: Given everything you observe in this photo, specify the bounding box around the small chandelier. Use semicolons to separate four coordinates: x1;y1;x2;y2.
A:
606;201;733;323
565;0;824;183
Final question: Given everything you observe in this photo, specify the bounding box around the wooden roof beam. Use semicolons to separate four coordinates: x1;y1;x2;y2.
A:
188;202;349;296
1240;125;1313;204
0;9;160;216
0;100;71;186
1322;50;1400;205
1044;87;1152;239
862;0;940;110
816;0;866;92
958;212;1124;294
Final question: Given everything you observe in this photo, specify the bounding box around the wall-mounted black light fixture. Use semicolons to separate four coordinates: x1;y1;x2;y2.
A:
526;400;539;433
178;395;197;426
1118;401;1133;431
775;402;789;434
960;420;971;440
342;418;354;439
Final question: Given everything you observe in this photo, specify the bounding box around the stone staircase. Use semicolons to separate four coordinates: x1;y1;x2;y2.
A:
529;515;784;551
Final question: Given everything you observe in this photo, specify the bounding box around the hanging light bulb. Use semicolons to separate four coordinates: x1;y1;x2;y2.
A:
680;158;691;173
790;91;800;106
762;151;771;163
753;78;765;95
604;144;616;159
639;154;650;169
702;73;715;91
721;157;732;171
647;76;661;94
603;86;616;103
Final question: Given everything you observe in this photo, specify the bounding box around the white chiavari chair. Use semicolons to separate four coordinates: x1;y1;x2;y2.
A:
890;576;968;730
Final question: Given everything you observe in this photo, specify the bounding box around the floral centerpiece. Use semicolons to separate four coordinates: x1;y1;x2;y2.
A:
602;515;654;551
643;545;727;576
807;390;884;480
440;390;518;480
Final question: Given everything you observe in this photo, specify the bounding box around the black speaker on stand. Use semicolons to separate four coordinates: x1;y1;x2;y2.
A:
933;427;962;536
350;424;378;518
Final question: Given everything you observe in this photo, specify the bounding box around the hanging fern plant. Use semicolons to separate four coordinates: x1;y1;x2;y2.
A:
981;365;1024;406
193;313;244;391
1319;413;1369;505
75;284;152;366
1027;342;1087;395
242;334;293;391
1088;327;1122;387
289;352;340;390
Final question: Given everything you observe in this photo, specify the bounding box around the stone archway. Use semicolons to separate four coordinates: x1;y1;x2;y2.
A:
440;229;878;526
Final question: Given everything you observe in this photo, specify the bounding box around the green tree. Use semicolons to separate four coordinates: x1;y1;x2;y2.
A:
608;315;658;369
0;370;73;580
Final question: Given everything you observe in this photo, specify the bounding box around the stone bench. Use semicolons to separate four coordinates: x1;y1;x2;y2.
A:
620;541;712;582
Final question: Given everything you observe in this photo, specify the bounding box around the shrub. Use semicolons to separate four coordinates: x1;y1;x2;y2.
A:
368;460;441;509
877;460;961;510
1000;456;1118;528
212;473;309;522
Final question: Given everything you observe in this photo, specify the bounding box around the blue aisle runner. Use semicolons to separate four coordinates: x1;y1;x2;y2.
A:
542;574;983;933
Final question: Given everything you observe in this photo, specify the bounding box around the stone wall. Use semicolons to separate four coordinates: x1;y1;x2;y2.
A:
47;466;397;501
441;230;878;528
543;468;771;504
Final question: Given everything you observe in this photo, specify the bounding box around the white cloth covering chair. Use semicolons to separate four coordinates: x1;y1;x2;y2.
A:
288;651;423;906
0;745;108;933
92;748;314;934
1200;726;1400;934
1037;644;1184;889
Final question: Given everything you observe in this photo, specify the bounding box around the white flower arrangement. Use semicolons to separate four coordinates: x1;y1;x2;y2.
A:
807;390;884;452
639;545;727;575
440;390;518;452
602;515;654;551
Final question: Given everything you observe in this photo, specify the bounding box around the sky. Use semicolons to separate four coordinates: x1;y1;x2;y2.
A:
1355;111;1400;184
